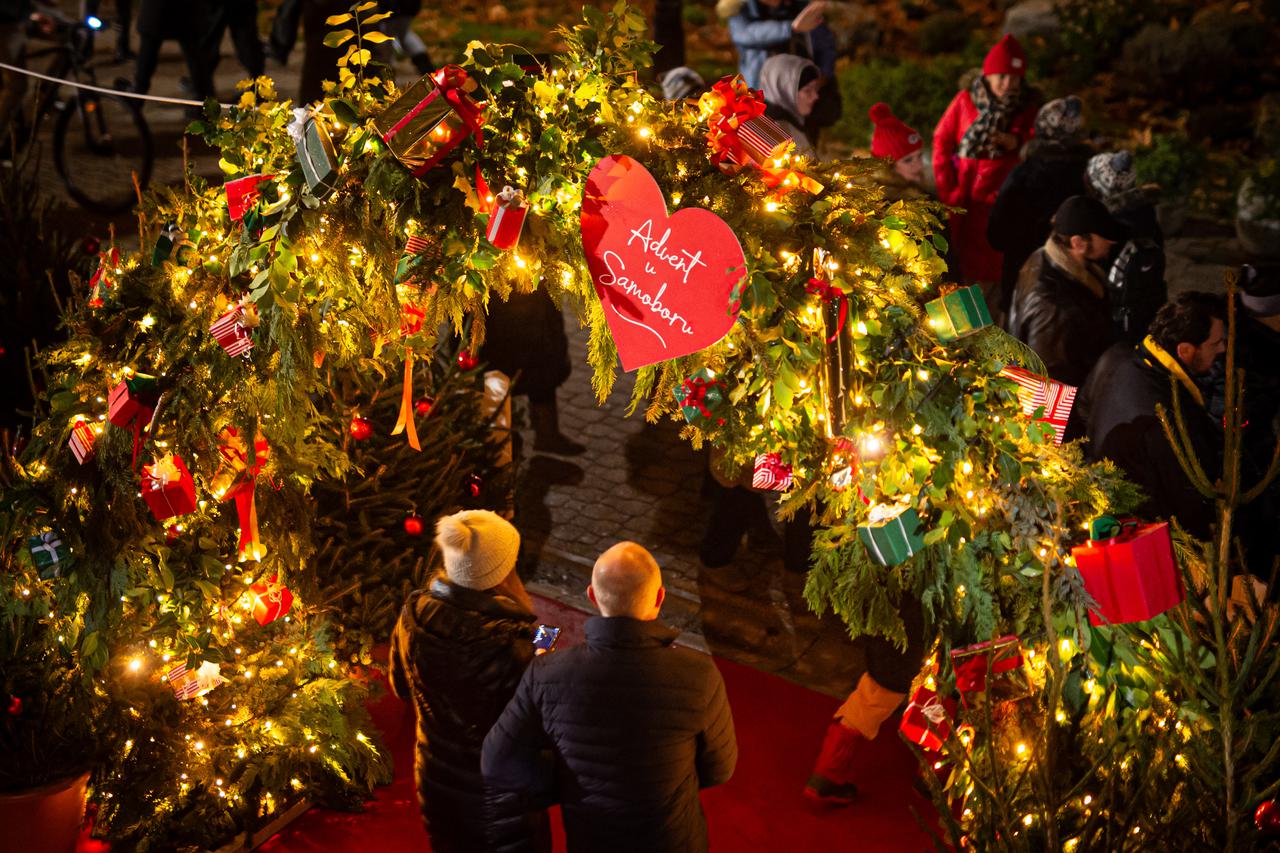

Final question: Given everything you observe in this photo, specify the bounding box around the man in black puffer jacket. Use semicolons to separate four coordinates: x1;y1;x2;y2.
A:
482;541;738;853
390;510;547;853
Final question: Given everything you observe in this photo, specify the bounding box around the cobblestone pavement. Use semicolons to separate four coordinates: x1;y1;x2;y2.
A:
516;311;864;698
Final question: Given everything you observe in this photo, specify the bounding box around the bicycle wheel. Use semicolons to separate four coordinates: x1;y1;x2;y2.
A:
53;90;153;215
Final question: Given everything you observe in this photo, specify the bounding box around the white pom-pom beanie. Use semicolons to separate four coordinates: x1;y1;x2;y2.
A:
435;510;520;590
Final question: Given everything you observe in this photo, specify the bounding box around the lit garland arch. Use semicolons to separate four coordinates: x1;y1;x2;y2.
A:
6;3;1142;848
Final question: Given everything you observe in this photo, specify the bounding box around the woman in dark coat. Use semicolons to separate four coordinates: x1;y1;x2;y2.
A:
389;510;547;853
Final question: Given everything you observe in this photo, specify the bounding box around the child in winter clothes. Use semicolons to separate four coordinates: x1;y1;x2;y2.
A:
868;102;930;200
759;53;822;159
933;35;1039;297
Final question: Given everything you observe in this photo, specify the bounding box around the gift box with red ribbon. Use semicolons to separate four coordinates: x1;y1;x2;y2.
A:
210;304;255;358
212;426;270;561
166;660;227;700
950;634;1031;709
69;419;96;464
899;686;957;751
486;186;528;251
672;368;727;426
225;174;275;223
1000;365;1077;446
1071;518;1183;625
249;574;294;626
108;374;159;429
142;454;197;521
752;452;793;491
700;77;788;171
374;65;485;177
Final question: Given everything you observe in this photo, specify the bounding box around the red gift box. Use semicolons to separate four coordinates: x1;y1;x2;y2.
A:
752;452;793;491
999;365;1077;445
225;174;275;223
721;114;791;169
950;635;1031;708
1071;521;1184;625
249;574;294;625
899;687;956;751
486;186;527;251
69;420;96;464
210;306;254;358
142;454;197;521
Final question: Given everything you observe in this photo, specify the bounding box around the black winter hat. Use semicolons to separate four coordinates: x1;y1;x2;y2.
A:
1052;195;1128;242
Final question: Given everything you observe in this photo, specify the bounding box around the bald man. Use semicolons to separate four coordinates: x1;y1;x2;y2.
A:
482;542;737;853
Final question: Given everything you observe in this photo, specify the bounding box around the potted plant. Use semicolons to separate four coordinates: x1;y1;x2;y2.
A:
1;502;105;853
1134;132;1208;236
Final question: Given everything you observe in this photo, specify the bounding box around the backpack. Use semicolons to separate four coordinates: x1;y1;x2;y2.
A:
1107;238;1166;341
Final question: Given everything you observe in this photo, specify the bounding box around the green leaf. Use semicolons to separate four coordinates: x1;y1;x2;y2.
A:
328;98;359;125
324;12;353;25
323;29;356;48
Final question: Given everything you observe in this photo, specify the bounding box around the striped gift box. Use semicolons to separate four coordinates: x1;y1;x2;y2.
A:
69;420;96;464
723;115;790;167
1000;366;1076;445
210;308;253;358
405;234;431;256
752;452;793;491
166;661;202;700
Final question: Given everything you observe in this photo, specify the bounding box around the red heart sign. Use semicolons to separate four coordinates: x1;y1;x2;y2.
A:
581;155;745;371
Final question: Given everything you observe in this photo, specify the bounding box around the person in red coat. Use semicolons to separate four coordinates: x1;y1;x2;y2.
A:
932;34;1038;303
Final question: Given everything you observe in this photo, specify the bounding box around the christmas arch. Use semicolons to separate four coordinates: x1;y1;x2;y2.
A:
4;4;1271;850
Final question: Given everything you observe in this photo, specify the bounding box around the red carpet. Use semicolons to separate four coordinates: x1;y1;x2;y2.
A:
84;596;936;852
259;595;937;852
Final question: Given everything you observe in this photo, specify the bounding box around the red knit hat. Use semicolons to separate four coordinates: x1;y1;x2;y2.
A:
982;34;1027;76
868;103;923;162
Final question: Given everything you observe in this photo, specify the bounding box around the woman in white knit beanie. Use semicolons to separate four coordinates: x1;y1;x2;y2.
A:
389;510;548;852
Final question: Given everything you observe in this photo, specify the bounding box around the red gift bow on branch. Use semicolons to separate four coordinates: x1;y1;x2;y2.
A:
700;77;767;172
678;376;720;418
805;277;848;343
384;65;485;149
89;248;120;307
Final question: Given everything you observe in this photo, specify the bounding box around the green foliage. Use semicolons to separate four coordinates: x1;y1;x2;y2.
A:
917;10;972;55
833;54;973;151
1134;133;1207;200
1046;0;1166;84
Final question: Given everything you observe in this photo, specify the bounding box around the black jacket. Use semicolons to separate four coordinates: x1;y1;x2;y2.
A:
1080;343;1219;539
482;617;738;853
1008;247;1116;389
136;0;209;39
987;141;1091;317
389;578;539;853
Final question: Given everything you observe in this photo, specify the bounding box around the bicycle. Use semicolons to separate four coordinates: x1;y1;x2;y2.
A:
20;12;153;215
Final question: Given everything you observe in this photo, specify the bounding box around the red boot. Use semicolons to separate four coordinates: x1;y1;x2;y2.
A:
804;720;864;806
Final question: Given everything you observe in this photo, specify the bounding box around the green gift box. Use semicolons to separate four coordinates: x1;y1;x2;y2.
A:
294;116;339;200
28;530;72;578
152;224;196;266
673;368;726;425
858;503;926;566
925;285;992;342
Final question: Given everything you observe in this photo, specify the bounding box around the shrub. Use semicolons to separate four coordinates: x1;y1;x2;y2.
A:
918;10;972;55
1115;9;1267;106
1134;133;1207;200
1044;0;1168;84
833;54;973;151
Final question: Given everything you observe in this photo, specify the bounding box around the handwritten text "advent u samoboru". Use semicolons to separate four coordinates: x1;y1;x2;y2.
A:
595;219;709;336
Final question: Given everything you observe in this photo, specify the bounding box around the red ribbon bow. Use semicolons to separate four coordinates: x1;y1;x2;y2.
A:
89;248;120;307
701;76;767;170
386;65;485;149
217;428;270;561
953;647;1022;695
678;376;716;417
805;277;848;343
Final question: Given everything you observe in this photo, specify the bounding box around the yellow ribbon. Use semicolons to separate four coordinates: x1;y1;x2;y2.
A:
1141;335;1204;408
391;348;422;451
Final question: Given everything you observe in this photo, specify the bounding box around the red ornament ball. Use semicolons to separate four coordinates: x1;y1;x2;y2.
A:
6;695;21;716
415;397;434;417
165;526;181;543
1257;799;1280;836
81;236;101;255
456;351;479;371
466;474;483;498
403;514;425;536
349;415;374;441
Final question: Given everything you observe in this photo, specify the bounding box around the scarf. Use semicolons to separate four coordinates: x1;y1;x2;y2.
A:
956;75;1020;160
1141;335;1204;407
1042;234;1108;301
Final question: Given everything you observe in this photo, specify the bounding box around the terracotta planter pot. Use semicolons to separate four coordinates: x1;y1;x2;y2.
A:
0;772;90;853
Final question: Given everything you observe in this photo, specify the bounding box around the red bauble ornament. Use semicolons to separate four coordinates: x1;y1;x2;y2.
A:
466;474;483;497
457;351;478;371
403;514;425;536
349;415;373;441
415;397;434;417
165;525;181;543
6;695;22;716
1257;799;1280;836
81;236;101;255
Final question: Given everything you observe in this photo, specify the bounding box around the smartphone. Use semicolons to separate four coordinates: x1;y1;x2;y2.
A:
532;624;561;655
